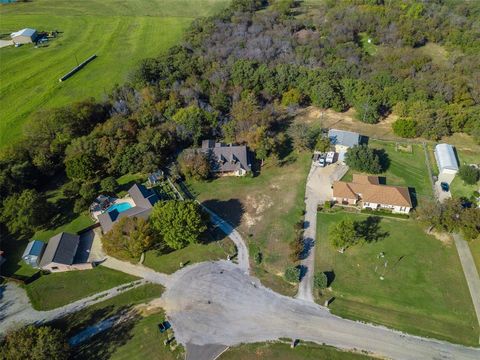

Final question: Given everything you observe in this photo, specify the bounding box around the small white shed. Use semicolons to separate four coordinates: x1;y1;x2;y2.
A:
434;144;459;175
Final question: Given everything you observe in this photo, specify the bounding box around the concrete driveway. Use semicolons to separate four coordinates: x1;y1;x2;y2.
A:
0;40;13;48
296;162;348;302
434;172;456;202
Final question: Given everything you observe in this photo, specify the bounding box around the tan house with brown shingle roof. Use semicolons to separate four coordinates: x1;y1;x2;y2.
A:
333;174;413;214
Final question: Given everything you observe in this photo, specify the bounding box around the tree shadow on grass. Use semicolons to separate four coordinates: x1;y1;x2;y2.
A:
374;149;390;172
324;270;336;287
70;310;141;360
47;197;78;229
355;216;389;243
202;199;245;230
50;305;141;360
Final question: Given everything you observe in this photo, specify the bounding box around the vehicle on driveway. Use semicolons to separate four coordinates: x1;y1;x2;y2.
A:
313;152;326;167
440;182;449;192
326;151;335;164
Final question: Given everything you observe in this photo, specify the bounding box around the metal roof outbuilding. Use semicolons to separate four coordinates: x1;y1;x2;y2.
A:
434;143;459;174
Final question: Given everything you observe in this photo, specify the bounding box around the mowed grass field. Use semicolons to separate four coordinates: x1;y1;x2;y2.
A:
315;211;479;346
0;0;229;147
342;139;433;204
25;266;138;310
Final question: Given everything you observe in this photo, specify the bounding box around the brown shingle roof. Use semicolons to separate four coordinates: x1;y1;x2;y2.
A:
333;176;412;208
352;174;380;185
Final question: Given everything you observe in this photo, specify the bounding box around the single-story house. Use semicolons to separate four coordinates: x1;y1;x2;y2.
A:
200;140;251;176
10;28;38;44
328;129;361;153
22;240;46;268
333;174;413;214
98;183;159;233
434;143;459;176
148;170;164;187
39;232;92;272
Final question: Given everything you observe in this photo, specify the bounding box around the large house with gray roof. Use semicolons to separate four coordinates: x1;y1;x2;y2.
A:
98;183;159;233
200;140;251;176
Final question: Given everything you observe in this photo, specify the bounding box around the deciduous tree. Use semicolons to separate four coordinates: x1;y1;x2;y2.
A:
179;150;211;180
150;200;208;250
329;219;357;252
345;145;383;174
0;325;69;360
102;217;156;261
0;189;49;236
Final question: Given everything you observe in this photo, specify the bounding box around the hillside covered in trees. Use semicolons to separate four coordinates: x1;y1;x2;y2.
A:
1;0;479;238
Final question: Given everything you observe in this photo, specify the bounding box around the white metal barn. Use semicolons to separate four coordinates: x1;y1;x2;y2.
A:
434;143;459;175
10;28;37;44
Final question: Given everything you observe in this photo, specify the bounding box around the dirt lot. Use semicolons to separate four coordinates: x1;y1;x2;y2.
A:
296;107;400;140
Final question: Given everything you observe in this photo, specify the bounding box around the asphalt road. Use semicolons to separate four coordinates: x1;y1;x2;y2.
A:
163;261;480;360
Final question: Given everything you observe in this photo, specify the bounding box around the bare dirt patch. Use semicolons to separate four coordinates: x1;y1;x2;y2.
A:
296;106;400;140
427;228;453;246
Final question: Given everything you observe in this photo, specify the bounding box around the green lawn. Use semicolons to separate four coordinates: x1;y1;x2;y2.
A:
220;342;375;360
144;239;235;274
186;153;311;295
450;147;479;199
0;0;229;148
359;32;377;56
315;211;479;346
33;213;94;241
25;266;138;310
109;309;183;360
1;236;39;278
48;283;182;359
342;139;433;205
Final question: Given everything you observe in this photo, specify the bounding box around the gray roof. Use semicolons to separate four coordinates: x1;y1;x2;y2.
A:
434;144;459;172
11;28;37;38
39;232;80;267
200;141;251;173
98;183;159;233
328;129;360;148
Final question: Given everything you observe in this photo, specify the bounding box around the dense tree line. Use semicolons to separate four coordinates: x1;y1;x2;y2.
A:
1;0;479;238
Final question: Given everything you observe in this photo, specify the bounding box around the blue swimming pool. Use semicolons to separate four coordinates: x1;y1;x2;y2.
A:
107;202;133;214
